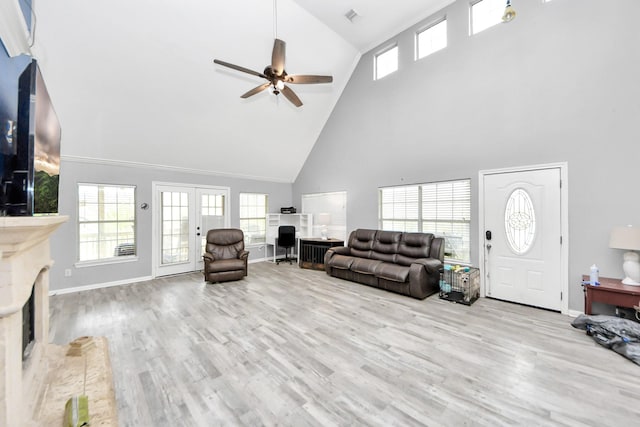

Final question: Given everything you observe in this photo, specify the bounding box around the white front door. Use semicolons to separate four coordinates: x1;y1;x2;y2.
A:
483;168;562;311
153;184;229;277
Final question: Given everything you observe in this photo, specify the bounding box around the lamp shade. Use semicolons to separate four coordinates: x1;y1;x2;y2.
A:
317;213;332;226
609;225;640;250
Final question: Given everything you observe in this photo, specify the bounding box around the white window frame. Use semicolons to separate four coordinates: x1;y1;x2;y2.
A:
239;192;268;245
470;0;504;35
374;44;399;80
76;183;137;266
301;191;348;242
379;179;471;263
416;17;447;60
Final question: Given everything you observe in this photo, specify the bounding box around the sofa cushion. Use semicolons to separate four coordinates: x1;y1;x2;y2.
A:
397;232;433;266
370;231;401;263
349;229;377;258
350;258;382;275
376;262;410;282
327;254;354;270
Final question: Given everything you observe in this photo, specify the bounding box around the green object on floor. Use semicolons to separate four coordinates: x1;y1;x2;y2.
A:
64;395;90;427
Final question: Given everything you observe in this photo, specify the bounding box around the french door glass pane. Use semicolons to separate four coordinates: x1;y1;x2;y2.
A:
200;194;225;255
161;191;190;265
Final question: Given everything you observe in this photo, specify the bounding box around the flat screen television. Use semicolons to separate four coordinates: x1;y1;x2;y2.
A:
6;59;61;215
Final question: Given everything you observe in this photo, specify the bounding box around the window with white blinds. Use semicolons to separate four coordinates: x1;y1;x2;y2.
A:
239;193;268;245
379;186;420;232
302;191;348;241
78;184;136;262
379;179;471;263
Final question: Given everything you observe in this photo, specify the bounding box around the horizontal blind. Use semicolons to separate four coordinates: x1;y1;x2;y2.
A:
422;179;470;262
379;185;419;232
379;180;471;262
78;184;136;262
239;193;267;244
302;191;348;241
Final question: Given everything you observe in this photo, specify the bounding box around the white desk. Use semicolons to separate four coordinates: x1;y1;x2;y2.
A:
265;213;313;263
267;235;301;263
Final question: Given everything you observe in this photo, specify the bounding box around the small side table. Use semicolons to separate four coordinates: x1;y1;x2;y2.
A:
299;238;344;270
582;275;640;315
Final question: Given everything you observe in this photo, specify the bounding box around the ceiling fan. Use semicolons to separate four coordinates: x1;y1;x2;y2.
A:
213;38;333;108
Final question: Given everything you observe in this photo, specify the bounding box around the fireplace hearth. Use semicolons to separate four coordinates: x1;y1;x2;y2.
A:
0;215;67;426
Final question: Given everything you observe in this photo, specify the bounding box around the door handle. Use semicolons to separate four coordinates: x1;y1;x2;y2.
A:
486;243;492;250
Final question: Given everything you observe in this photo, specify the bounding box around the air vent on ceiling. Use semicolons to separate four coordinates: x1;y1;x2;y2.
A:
345;9;360;23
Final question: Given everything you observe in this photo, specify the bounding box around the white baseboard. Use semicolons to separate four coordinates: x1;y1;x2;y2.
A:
49;276;153;296
49;260;273;295
567;309;583;318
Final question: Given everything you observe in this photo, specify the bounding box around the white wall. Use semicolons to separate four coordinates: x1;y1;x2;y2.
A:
293;0;640;312
50;158;293;291
31;0;360;183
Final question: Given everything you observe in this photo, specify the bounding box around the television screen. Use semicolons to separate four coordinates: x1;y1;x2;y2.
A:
32;64;61;214
10;59;61;215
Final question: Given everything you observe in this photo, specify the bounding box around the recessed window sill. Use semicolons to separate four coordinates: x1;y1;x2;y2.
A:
74;256;138;268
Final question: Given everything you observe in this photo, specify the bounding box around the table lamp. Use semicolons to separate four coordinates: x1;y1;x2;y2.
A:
318;213;331;240
609;225;640;286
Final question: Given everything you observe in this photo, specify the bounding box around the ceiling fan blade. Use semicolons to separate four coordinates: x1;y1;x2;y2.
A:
281;85;303;107
213;59;267;79
241;83;271;99
285;75;333;84
271;39;286;77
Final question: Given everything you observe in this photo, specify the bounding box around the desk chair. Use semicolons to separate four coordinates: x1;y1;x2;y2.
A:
276;225;296;265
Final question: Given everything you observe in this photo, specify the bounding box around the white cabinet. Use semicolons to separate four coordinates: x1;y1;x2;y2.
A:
266;213;313;243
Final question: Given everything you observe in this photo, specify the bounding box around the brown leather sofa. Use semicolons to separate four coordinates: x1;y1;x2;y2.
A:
324;229;444;299
203;229;249;283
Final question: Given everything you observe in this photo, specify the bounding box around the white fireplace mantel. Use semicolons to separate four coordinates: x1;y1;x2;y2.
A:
0;215;67;426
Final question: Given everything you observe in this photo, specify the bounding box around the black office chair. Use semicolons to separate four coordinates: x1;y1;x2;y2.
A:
276;225;296;265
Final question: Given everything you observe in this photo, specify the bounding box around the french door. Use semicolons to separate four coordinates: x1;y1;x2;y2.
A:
481;166;566;311
153;183;230;277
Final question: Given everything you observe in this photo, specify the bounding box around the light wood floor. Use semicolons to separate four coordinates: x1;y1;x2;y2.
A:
49;262;640;426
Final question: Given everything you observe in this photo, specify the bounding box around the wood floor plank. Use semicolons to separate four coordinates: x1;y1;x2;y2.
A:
49;262;640;426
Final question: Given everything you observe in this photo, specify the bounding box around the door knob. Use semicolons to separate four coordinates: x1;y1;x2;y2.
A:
486;243;492;250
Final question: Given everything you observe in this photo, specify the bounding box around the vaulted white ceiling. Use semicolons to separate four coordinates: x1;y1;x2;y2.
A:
30;0;451;182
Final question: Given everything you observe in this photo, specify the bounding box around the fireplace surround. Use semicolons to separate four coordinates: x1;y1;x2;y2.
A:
0;215;67;426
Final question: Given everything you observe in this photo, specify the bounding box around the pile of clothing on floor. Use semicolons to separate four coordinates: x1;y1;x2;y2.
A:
572;314;640;365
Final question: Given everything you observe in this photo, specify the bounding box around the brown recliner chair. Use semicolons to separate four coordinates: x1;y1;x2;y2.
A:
202;228;249;283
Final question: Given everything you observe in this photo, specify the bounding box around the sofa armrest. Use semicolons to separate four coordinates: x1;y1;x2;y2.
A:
430;237;445;262
408;258;443;299
203;252;215;262
328;246;351;256
324;246;351;273
411;258;443;275
238;250;250;260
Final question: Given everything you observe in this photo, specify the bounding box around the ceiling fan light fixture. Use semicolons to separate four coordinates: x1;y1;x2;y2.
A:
275;80;285;90
502;0;516;23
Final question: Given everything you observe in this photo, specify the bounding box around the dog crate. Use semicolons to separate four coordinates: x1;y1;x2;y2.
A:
439;266;480;305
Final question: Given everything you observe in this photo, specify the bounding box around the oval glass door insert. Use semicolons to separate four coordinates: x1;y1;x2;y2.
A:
504;188;536;254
